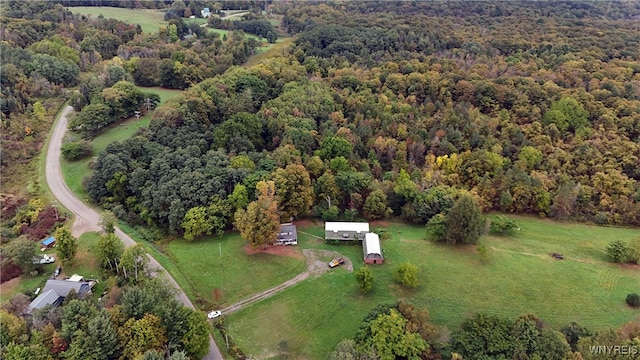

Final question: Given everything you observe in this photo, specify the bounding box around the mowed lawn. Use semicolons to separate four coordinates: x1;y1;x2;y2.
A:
163;232;307;307
61;87;182;201
68;6;167;33
224;217;640;359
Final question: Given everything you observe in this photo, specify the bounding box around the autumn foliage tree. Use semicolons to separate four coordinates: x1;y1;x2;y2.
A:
273;164;314;221
234;181;281;248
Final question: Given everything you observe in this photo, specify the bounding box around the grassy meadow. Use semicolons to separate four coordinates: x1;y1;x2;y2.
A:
161;233;307;307
61;87;182;201
214;217;640;359
68;6;167;33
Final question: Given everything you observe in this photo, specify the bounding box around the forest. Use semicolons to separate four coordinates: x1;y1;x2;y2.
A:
82;1;640;237
1;1;640;359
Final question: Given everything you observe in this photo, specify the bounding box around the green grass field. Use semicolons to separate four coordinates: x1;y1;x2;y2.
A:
217;217;640;359
161;232;307;308
68;6;167;33
61;87;182;201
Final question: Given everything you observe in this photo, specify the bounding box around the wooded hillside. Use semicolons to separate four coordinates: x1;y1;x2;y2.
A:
86;1;640;235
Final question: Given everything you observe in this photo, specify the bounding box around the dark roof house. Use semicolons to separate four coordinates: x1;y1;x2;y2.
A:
275;223;298;245
42;279;92;296
27;277;95;314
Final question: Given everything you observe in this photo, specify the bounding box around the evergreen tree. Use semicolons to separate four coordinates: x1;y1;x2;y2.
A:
445;194;484;245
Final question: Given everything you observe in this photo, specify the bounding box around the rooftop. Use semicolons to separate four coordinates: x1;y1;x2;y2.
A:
325;222;370;233
278;223;297;241
28;289;62;312
42;279;92;297
364;232;382;256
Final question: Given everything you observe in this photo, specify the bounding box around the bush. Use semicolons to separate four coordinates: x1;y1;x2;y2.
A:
394;262;419;288
425;213;447;242
626;293;640;308
354;267;373;293
489;215;519;235
61;140;93;161
605;240;630;263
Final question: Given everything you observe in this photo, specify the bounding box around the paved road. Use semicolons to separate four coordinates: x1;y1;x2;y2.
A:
46;106;223;360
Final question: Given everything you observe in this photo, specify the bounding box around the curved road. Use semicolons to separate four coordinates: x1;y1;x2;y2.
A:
46;106;223;360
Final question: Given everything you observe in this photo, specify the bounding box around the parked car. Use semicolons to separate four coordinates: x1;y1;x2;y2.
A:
207;310;222;319
329;257;345;268
53;267;61;277
32;254;55;265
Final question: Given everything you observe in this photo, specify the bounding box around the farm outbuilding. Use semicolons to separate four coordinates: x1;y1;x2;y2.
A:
275;223;298;245
325;222;370;241
40;236;55;250
363;233;384;264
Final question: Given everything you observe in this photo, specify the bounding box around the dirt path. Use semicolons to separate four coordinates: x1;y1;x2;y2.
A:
220;248;352;315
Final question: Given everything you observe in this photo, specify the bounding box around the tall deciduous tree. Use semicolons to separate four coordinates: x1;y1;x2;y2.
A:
118;314;167;359
6;237;37;274
394;262;420;288
182;311;210;359
354;267;373;293
360;309;428;360
234;181;280;248
445;194;484;245
181;206;213;241
273;164;314;220
120;245;149;283
363;189;391;221
54;227;77;265
96;233;124;273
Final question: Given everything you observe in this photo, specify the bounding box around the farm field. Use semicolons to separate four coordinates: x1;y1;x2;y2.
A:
68;6;167;33
60;87;182;201
215;217;640;359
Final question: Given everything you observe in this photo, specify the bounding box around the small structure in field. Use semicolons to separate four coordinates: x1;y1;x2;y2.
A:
325;222;370;241
363;233;384;264
40;236;55;251
275;223;298;245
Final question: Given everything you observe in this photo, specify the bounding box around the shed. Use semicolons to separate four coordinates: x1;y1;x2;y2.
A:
275;223;298;245
325;222;370;241
41;236;55;248
363;232;384;264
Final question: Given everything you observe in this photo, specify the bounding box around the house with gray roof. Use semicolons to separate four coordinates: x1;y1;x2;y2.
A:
27;276;95;314
275;223;297;245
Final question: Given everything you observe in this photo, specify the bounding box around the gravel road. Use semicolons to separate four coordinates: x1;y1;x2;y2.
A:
46;106;223;360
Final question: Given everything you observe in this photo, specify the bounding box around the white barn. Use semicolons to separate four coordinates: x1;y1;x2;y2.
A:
324;222;370;241
363;232;384;264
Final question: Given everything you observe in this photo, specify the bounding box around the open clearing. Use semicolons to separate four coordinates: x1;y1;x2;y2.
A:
217;217;639;359
68;6;168;33
61;87;182;201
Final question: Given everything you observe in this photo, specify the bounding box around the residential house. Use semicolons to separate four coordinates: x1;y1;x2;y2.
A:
201;7;211;18
27;275;96;314
275;223;298;245
324;222;370;241
363;232;384;264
